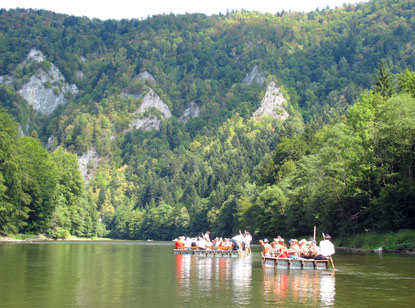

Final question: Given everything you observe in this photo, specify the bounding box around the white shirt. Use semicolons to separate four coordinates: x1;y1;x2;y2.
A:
319;240;335;257
232;234;244;242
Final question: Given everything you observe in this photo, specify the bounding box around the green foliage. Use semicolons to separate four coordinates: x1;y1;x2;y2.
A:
249;71;415;239
0;109;30;234
397;69;415;97
336;229;415;251
0;110;97;237
18;137;59;233
374;60;394;99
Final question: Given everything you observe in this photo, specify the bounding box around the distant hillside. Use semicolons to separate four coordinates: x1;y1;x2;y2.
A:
1;0;415;239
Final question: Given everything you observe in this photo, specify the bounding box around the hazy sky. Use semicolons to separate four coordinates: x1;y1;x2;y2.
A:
3;0;369;20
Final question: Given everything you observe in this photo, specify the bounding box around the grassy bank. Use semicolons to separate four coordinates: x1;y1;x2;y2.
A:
334;229;415;252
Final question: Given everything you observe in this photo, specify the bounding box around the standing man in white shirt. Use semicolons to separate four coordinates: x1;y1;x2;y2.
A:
319;234;335;259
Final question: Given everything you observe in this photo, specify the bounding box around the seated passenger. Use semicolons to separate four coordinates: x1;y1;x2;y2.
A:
300;239;312;259
259;238;272;257
197;237;206;250
175;236;185;249
288;239;300;259
184;237;192;249
309;240;320;259
191;238;197;249
278;238;289;258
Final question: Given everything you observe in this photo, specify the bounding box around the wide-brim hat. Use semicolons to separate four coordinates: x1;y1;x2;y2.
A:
324;234;332;239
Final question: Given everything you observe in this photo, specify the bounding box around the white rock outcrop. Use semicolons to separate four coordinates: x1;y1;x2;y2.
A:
243;65;266;85
24;48;45;63
129;88;172;131
252;81;289;121
78;148;100;183
179;101;200;122
136;71;156;83
13;48;78;115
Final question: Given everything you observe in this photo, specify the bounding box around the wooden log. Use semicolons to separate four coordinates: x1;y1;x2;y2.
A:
315;260;329;270
276;258;290;269
263;257;277;268
302;259;315;270
289;259;302;270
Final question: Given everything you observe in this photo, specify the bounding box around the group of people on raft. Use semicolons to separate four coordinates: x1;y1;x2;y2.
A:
259;234;335;261
174;231;252;252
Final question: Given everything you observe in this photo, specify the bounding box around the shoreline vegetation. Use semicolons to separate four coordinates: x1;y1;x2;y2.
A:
333;229;415;254
1;229;414;254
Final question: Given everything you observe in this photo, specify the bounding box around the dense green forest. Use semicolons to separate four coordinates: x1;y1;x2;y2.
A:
1;0;415;240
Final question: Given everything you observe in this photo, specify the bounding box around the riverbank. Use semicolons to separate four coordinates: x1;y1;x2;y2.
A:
2;229;415;254
0;234;110;242
333;229;415;254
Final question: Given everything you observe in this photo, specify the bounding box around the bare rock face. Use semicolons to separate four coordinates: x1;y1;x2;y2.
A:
179;101;200;122
136;71;156;84
252;81;289;121
243;65;266;85
78;148;100;183
15;48;78;115
129;88;172;131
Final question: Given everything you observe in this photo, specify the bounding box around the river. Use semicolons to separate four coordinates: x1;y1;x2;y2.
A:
0;241;414;307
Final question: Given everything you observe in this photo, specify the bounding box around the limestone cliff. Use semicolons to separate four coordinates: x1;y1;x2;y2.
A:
252;81;289;121
78;148;100;183
129;88;172;131
0;48;78;115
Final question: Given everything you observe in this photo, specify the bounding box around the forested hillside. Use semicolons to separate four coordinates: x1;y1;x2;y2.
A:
1;0;414;239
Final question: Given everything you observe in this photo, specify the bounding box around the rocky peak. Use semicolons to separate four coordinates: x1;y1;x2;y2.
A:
24;48;46;64
136;71;156;83
252;81;289;121
129;88;172;131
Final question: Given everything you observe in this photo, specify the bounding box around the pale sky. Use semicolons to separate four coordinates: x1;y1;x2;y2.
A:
3;0;369;20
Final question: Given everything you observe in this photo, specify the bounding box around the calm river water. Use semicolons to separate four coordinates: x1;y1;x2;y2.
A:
0;241;414;308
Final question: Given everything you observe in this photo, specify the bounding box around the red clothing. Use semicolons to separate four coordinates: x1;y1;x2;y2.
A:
175;240;184;249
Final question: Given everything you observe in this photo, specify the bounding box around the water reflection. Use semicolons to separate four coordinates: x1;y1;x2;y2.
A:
261;267;335;307
175;254;252;306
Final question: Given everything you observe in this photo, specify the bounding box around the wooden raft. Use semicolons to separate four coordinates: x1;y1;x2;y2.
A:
262;256;328;270
174;249;246;257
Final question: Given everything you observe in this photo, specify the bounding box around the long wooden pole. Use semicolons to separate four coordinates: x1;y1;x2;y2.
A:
330;256;336;271
313;226;316;240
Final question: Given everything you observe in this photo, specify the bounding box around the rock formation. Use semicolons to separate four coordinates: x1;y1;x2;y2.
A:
179;101;200;122
0;48;78;115
78;148;100;183
252;81;289;121
129;88;172;131
243;65;266;85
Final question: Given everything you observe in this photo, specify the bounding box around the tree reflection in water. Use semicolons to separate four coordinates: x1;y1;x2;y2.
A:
174;254;253;305
262;268;335;307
